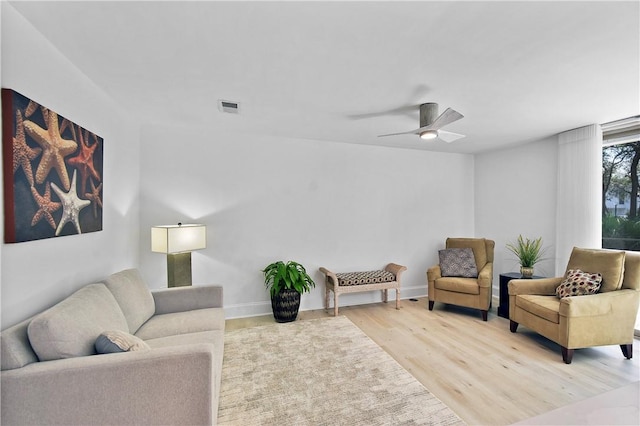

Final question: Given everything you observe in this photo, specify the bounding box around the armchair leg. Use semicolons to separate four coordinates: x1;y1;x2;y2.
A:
509;320;518;333
620;344;633;359
481;310;488;321
428;300;434;311
561;347;574;364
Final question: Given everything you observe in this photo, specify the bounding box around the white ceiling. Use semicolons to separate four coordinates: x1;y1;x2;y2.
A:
7;1;640;154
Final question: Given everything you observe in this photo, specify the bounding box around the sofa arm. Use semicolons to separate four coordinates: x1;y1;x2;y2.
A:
1;344;217;425
508;277;562;296
152;285;223;315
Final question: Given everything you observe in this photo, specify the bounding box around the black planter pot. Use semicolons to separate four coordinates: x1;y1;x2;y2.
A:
271;288;301;323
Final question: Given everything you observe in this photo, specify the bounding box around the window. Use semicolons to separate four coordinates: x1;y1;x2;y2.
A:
602;116;640;251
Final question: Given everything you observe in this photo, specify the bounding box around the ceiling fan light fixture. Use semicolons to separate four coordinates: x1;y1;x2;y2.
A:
420;130;438;140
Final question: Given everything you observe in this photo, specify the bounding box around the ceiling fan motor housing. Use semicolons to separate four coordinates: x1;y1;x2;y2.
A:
419;103;439;127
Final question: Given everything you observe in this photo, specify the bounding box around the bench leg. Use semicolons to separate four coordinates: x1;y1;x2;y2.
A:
324;287;329;311
334;292;339;316
382;289;388;303
395;288;400;310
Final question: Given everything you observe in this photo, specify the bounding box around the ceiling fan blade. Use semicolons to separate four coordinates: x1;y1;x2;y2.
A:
437;130;466;143
378;128;421;137
425;107;464;130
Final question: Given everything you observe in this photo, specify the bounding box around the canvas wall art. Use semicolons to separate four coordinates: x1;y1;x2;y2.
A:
2;89;103;243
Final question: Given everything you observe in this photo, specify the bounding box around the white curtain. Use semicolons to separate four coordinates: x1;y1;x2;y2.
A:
555;124;603;275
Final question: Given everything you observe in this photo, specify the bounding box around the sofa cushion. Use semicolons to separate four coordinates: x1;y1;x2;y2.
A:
439;248;478;278
104;269;156;334
95;330;150;354
566;248;625;293
135;308;225;341
446;238;488;269
556;269;602;299
28;284;129;361
0;318;39;371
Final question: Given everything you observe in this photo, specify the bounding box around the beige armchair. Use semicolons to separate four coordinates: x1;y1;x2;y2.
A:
427;238;495;321
509;247;640;364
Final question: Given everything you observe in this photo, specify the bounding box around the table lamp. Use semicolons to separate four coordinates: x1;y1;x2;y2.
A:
151;223;206;287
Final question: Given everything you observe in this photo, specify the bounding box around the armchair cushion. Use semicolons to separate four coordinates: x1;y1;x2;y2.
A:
434;277;481;295
566;248;625;293
556;269;602;299
438;248;478;278
515;295;560;324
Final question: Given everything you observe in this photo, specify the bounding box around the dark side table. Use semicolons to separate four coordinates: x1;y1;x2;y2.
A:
498;273;545;319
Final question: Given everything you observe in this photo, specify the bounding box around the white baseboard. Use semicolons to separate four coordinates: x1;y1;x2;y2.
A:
225;285;428;320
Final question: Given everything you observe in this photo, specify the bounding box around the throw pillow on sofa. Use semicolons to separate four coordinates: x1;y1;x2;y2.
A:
556;269;603;299
439;248;478;278
95;330;150;354
27;284;129;361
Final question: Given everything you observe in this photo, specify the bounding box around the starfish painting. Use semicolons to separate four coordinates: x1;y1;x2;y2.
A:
30;184;61;230
84;178;103;219
12;109;42;186
24;110;78;191
68;127;100;195
50;170;90;236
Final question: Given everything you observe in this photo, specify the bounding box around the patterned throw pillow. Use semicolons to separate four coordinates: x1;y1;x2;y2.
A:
439;248;478;278
95;330;150;354
555;269;603;299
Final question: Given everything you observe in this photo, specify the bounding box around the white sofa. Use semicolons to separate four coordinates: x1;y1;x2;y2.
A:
0;269;225;425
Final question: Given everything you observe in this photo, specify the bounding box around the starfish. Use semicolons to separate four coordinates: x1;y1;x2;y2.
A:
30;184;61;230
84;178;103;218
24;110;77;191
68;127;100;195
50;170;90;236
12;109;41;186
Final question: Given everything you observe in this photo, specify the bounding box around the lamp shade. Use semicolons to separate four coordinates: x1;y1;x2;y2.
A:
151;224;206;254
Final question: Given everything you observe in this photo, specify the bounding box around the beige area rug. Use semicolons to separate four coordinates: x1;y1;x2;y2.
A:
218;316;465;425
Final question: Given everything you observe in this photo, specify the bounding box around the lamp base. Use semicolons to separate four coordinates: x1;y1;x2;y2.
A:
167;252;192;287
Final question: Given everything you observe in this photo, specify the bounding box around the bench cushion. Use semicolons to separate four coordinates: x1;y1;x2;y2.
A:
336;270;395;286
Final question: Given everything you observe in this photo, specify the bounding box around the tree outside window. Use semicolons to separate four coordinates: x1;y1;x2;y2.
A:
602;141;640;251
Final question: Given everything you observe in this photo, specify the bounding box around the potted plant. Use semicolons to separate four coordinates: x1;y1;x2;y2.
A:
262;260;316;323
506;235;547;278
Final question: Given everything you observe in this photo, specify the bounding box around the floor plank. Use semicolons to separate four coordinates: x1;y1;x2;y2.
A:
225;298;640;425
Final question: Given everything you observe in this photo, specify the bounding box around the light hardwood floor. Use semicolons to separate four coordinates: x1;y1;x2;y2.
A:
226;298;640;425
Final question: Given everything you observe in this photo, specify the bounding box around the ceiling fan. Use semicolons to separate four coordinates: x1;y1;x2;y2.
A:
378;103;465;143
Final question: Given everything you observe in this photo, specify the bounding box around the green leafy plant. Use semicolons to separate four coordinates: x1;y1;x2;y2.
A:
506;235;547;267
262;260;316;298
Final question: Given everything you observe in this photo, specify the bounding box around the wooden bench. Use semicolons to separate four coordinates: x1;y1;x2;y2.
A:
318;263;407;316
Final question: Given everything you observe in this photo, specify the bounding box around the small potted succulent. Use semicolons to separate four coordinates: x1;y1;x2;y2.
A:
262;260;315;323
506;235;547;278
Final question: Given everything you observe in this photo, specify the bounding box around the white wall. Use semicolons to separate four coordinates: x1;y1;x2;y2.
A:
475;137;558;298
139;123;475;318
0;4;141;328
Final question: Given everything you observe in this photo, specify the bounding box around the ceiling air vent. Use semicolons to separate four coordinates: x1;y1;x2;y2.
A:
218;100;240;114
